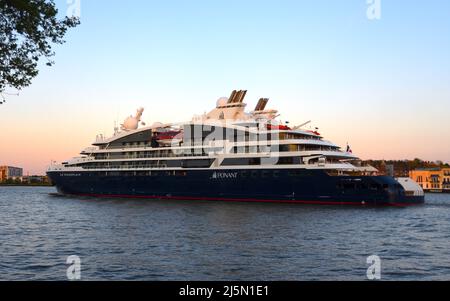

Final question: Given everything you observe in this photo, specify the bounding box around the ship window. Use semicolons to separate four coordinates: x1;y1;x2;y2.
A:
258;145;270;152
234;147;243;154
370;184;380;190
277;157;293;164
276;157;301;165
288;171;303;177
279;145;289;152
182;159;214;168
166;160;183;168
357;183;368;190
343;183;355;190
221;158;261;166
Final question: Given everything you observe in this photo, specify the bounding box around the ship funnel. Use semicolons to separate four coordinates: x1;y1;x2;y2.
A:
227;90;247;104
254;98;269;111
237;90;247;103
227;90;238;104
233;90;241;103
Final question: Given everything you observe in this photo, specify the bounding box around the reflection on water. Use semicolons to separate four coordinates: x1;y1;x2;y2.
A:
1;187;450;280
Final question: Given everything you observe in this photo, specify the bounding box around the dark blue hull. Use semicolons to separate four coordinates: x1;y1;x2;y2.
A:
47;169;424;206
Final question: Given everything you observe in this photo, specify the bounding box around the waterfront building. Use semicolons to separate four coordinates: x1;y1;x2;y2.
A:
22;175;51;185
0;166;24;182
409;168;450;192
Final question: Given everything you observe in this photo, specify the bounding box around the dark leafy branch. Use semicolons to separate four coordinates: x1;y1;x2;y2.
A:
0;0;79;96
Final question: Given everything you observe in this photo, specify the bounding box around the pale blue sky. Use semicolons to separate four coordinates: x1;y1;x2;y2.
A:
1;0;450;174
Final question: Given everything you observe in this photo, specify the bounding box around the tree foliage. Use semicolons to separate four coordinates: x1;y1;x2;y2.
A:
0;0;79;94
363;159;450;177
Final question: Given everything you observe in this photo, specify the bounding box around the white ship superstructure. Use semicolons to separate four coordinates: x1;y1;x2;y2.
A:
48;90;423;206
50;90;372;173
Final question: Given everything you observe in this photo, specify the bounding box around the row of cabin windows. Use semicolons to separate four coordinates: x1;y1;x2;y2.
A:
239;170;290;178
77;159;214;169
111;126;323;146
91;170;309;179
185;134;322;144
183;125;321;144
93;148;224;160
218;170;325;178
94;151;207;160
93;144;337;161
101;141;152;150
336;182;390;191
84;156;342;168
231;144;337;154
96;171;187;177
83;157;305;168
122;141;149;147
221;157;303;166
100;127;322;150
107;138;159;149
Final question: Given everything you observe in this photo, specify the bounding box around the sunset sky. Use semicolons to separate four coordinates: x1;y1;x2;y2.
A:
1;0;450;175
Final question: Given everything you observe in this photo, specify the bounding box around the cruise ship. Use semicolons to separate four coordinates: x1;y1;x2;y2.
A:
47;90;424;206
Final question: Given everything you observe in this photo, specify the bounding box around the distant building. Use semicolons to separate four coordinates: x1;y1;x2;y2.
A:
0;166;23;182
409;168;450;192
22;175;50;185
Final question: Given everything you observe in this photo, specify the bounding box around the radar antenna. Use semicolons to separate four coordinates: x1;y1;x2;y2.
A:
293;120;312;130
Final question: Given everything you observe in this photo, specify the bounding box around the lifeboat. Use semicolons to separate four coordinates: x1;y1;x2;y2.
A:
307;130;321;136
267;124;291;131
155;129;183;146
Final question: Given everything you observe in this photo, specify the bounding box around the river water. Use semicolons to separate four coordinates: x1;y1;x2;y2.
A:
0;186;449;280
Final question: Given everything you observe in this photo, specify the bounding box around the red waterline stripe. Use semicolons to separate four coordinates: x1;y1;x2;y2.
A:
69;193;421;207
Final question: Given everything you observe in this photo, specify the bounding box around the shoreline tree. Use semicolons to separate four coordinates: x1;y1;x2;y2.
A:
363;158;450;177
0;0;79;103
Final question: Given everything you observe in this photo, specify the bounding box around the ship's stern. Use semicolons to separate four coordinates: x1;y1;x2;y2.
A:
393;177;425;206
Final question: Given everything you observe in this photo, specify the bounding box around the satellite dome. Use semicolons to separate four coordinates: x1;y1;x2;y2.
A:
120;107;145;131
122;116;139;130
216;97;228;107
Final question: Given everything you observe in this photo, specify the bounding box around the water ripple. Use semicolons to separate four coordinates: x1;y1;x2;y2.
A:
1;187;450;280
